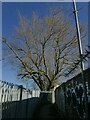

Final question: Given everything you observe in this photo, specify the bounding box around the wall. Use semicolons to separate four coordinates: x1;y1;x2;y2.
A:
0;80;55;119
2;91;55;119
55;68;90;119
2;97;42;119
55;83;66;114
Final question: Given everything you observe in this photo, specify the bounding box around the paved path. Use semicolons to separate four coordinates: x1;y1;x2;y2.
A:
32;101;65;120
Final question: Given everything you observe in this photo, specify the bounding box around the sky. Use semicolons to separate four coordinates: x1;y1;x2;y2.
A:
2;2;88;87
1;0;89;2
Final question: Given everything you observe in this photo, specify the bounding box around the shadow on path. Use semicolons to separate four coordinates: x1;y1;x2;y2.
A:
32;101;66;120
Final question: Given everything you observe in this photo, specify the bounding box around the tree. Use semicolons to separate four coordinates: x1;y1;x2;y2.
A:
3;8;87;91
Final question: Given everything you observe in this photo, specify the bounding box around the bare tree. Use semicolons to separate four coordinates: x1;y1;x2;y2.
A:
3;8;87;91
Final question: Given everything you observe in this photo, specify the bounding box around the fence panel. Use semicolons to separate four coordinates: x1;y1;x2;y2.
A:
0;80;55;119
55;68;90;119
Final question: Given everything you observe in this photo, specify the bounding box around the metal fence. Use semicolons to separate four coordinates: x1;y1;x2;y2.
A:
0;80;55;119
0;80;40;103
0;67;89;119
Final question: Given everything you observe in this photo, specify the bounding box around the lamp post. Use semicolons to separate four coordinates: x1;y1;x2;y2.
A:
72;0;88;118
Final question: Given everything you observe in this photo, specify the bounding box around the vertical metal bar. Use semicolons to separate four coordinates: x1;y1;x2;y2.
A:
19;85;23;101
25;90;28;119
0;82;2;120
88;4;90;91
72;0;88;118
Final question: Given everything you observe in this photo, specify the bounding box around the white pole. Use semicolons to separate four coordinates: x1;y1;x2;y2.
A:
72;0;88;118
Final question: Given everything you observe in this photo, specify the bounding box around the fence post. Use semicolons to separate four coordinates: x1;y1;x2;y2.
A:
63;83;67;114
52;91;55;103
0;102;2;120
19;85;23;101
88;69;90;91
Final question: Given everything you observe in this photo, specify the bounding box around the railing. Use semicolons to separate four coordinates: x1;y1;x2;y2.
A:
0;80;40;103
0;80;55;119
